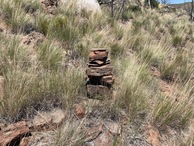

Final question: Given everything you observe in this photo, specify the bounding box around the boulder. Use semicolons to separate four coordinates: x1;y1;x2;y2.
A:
61;0;101;13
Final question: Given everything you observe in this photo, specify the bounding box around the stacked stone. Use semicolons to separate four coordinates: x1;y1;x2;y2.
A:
86;48;114;99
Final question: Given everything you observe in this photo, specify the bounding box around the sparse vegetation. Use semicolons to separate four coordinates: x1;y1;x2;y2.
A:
54;120;85;146
0;0;194;145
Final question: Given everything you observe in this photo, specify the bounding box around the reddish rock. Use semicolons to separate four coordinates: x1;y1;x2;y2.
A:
75;104;86;118
101;75;114;85
88;60;110;67
87;85;112;98
89;50;108;61
86;48;113;99
86;65;113;77
0;121;30;146
146;124;161;146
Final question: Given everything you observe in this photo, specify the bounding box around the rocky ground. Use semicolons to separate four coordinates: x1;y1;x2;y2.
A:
1;98;191;146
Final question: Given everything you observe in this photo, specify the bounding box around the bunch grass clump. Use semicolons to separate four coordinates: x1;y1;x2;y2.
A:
153;82;194;128
0;36;85;119
0;0;31;33
114;57;152;118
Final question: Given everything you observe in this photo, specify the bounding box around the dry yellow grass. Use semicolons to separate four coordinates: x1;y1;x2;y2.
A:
0;0;194;145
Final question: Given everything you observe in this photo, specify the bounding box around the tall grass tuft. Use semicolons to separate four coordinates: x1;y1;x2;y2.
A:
54;120;85;146
114;57;151;119
0;0;30;33
153;95;194;129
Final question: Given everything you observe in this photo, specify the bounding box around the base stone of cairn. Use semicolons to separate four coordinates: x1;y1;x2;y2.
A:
86;48;114;99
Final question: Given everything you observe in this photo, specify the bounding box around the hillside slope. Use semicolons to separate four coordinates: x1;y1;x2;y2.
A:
0;0;194;145
169;2;192;9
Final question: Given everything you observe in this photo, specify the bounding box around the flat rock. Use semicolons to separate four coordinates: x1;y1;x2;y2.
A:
91;60;105;66
31;109;66;131
86;65;113;77
32;112;52;131
88;60;110;67
88;63;102;67
0;121;30;146
87;85;112;98
95;60;106;65
89;50;108;61
49;109;66;126
101;75;114;85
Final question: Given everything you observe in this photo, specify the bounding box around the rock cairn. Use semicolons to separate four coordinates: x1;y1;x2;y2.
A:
86;48;114;99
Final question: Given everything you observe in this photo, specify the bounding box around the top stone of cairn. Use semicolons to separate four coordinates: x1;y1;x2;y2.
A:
89;48;108;61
